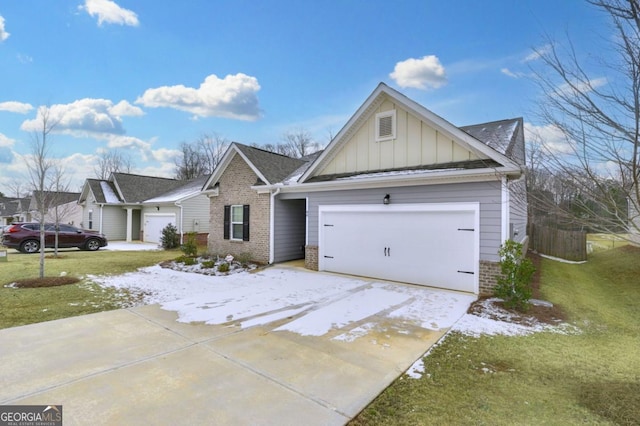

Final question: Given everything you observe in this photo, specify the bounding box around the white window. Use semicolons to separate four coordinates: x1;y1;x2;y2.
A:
375;110;396;142
231;205;244;240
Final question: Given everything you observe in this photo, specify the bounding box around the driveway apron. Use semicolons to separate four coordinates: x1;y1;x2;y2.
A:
0;268;474;425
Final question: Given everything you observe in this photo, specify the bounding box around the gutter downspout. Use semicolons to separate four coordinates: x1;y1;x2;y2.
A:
99;204;104;235
501;176;510;243
176;201;184;245
268;187;281;264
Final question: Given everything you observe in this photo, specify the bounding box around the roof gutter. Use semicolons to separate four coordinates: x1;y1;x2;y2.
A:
254;165;522;194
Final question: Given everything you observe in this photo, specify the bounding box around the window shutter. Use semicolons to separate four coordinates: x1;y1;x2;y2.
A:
242;205;250;241
223;205;230;240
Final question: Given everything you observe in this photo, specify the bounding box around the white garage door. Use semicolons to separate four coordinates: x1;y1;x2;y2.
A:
319;204;479;293
144;214;176;244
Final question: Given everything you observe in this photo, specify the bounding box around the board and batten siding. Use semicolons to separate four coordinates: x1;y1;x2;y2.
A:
318;98;486;176
273;198;306;262
280;180;504;262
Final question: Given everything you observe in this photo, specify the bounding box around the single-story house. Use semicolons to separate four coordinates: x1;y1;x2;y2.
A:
0;197;31;225
203;83;527;295
142;175;211;244
28;191;83;226
78;173;210;243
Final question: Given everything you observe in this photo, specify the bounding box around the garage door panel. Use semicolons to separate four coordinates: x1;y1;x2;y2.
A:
144;214;176;244
320;206;478;293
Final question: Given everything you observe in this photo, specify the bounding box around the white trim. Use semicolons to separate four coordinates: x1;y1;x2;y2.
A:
268;188;281;264
318;202;480;294
501;176;510;243
300;83;521;182
230;204;244;241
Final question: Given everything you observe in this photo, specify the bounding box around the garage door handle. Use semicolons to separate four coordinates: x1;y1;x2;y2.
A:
324;255;334;259
457;228;474;231
384;247;391;256
457;270;475;274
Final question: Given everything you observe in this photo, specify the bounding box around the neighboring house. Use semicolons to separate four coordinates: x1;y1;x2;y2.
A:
78;173;209;243
0;197;31;225
79;173;184;242
203;83;528;295
142;175;211;244
28;191;83;226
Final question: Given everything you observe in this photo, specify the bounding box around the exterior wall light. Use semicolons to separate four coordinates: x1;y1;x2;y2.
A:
383;194;390;205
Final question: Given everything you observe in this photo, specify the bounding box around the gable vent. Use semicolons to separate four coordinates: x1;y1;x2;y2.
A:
376;110;396;142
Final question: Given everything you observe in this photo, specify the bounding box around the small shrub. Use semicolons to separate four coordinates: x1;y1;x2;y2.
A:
175;255;197;265
160;223;180;249
217;262;230;273
180;232;198;257
494;240;535;312
236;252;253;267
201;260;216;269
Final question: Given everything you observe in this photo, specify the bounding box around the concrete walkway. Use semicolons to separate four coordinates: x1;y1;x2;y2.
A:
0;280;467;425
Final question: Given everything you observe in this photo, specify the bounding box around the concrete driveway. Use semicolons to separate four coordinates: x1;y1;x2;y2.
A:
0;266;475;425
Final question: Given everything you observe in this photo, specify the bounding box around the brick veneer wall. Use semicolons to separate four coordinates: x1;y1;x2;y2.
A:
208;155;271;264
479;260;501;295
305;245;318;270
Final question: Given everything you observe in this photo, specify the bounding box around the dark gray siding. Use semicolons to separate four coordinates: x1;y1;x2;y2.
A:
279;180;504;262
273;198;307;262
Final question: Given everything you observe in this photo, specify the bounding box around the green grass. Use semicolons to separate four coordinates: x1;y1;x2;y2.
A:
587;233;631;252
351;246;640;425
0;249;177;329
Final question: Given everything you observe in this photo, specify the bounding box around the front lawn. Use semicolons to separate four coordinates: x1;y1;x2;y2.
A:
351;246;640;425
0;249;176;329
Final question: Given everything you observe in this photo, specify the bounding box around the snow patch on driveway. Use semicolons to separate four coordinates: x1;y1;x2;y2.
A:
91;266;476;337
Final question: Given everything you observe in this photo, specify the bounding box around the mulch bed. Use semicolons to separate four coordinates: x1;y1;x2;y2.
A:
8;276;80;288
467;251;567;325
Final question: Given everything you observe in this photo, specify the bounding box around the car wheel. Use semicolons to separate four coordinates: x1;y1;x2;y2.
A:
21;240;40;254
84;239;101;251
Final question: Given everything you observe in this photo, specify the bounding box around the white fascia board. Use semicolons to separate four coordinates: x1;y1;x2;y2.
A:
270;166;518;194
203;143;271;190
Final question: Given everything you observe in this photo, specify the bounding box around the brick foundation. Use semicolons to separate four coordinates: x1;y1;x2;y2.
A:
479;260;501;295
305;245;318;271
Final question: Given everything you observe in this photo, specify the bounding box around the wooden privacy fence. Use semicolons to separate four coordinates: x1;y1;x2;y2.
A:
530;223;587;261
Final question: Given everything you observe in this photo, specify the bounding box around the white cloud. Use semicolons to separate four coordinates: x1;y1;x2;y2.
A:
136;73;262;121
0;16;10;42
80;0;139;27
0;101;34;114
0;133;15;147
556;77;608;97
501;68;523;79
20;99;142;137
525;122;574;155
151;147;182;163
390;55;447;90
523;44;552;62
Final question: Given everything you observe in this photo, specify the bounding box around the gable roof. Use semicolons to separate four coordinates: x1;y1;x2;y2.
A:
144;175;210;204
110;173;184;203
29;191;81;211
203;143;306;190
299;83;522;183
0;197;29;218
461;117;525;165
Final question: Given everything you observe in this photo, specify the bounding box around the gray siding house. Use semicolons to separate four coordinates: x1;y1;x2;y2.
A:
203;83;528;295
79;173;209;243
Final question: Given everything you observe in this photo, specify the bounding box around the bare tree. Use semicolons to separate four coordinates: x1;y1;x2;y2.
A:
175;133;229;180
530;0;640;236
94;149;133;179
25;106;59;278
282;128;321;158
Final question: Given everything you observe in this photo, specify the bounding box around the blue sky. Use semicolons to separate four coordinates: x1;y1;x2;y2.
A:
0;0;608;193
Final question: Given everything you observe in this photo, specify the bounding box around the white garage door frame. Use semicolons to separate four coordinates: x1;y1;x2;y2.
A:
318;203;480;294
144;213;177;244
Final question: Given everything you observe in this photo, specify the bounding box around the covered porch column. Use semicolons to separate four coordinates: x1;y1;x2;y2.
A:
125;207;134;242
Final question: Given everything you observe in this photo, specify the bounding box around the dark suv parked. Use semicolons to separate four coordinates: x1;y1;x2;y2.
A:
1;223;108;253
